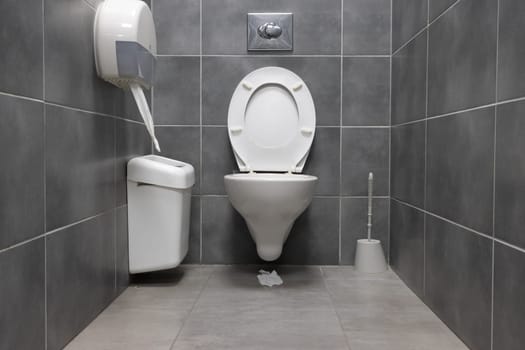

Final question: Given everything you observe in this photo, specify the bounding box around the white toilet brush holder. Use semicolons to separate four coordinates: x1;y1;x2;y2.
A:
354;172;387;273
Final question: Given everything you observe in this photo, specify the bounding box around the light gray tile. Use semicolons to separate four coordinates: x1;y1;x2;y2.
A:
202;0;341;55
0;0;43;98
0;239;45;350
202;56;341;126
391;30;427;125
155;126;201;194
391;121;425;207
201;127;237;195
45;105;115;231
392;0;427;52
342;57;390;126
0;95;44;249
153;0;200;55
390;200;424;297
340;198;389;265
343;0;391;55
495;100;525;249
153;57;200;125
427;0;497;116
46;212;116;350
341;128;389;196
426;108;494;234
425;215;492;350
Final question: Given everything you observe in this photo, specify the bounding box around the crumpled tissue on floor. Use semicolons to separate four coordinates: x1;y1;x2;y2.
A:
257;269;283;287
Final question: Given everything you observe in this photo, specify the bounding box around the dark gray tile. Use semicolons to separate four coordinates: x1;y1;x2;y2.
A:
201;127;237;195
343;0;391;55
46;105;115;231
154;0;200;55
278;198;340;265
302;128;340;196
202;0;341;55
46;212;116;350
202;56;340;126
427;0;497;116
45;0;125;115
153;57;200;125
495;100;525;249
341;198;389;265
116;120;151;206
498;0;525;101
0;0;43;98
391;31;427;125
155;126;201;194
389;200;424;297
116;206;129;294
0;95;44;249
426;108;494;234
391;121;425;207
425;215;492;350
0;239;45;350
342;57;390;126
493;243;525;350
392;0;427;52
429;0;457;21
201;196;259;264
341;128;389;196
183;196;201;264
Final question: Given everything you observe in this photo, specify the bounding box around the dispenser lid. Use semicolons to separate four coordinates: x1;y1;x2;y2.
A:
127;155;195;189
227;67;316;173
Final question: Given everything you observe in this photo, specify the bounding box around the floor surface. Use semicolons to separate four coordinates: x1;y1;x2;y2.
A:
65;266;468;350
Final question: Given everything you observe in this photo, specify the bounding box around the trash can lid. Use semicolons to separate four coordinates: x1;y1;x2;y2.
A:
127;155;195;189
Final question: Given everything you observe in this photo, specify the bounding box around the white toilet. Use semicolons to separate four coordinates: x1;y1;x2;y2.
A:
224;66;318;261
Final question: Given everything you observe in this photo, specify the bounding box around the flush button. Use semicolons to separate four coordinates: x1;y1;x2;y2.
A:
248;13;293;51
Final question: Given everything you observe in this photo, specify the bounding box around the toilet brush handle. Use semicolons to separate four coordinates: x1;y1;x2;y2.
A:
367;172;373;241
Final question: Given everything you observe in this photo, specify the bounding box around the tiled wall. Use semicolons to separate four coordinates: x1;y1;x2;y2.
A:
391;0;525;349
0;0;151;349
152;0;392;266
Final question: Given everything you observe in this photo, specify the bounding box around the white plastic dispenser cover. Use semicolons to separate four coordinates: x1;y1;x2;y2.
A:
228;67;316;173
94;0;160;151
127;155;195;189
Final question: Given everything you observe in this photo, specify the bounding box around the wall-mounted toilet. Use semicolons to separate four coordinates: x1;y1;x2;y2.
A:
224;66;318;261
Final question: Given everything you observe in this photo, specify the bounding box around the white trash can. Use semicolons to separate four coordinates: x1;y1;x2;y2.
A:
127;155;195;273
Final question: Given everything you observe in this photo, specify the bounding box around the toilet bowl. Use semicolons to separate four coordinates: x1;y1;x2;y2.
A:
224;67;317;261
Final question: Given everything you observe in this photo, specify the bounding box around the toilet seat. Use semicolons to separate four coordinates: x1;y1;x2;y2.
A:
227;67;316;173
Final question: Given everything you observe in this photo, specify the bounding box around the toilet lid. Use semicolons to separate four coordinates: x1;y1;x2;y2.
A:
227;67;316;173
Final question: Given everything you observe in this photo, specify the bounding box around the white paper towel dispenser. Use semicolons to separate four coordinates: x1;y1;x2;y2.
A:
94;0;160;151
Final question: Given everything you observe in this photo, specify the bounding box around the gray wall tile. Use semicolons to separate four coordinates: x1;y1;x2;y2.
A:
343;0;391;55
0;0;43;98
201;127;237;195
391;122;425;207
426;108;494;234
154;0;200;55
202;0;341;55
392;0;427;52
342;128;389;196
46;105;115;231
0;240;45;350
390;200;424;297
0;95;44;249
429;0;456;21
391;30;427;125
427;0;498;116
425;215;492;350
116;207;129;294
302;128;340;196
498;0;525;101
341;198;389;265
155;126;201;193
342;57;390;126
46;212;116;350
495;101;525;249
202;56;341;126
183;197;201;264
493;243;525;350
154;57;200;125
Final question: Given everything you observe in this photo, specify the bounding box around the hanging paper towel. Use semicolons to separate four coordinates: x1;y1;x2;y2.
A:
130;83;160;152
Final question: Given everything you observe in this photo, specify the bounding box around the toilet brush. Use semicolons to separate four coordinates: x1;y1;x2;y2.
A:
354;172;387;273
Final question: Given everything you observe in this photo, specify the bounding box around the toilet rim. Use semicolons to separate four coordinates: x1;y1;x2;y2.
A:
227;66;316;173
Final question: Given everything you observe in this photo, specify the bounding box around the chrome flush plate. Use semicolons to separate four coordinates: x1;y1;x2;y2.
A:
247;13;293;51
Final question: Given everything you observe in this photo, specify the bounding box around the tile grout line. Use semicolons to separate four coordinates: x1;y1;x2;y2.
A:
42;0;48;344
423;0;430;298
338;0;344;265
387;0;393;265
199;0;203;264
